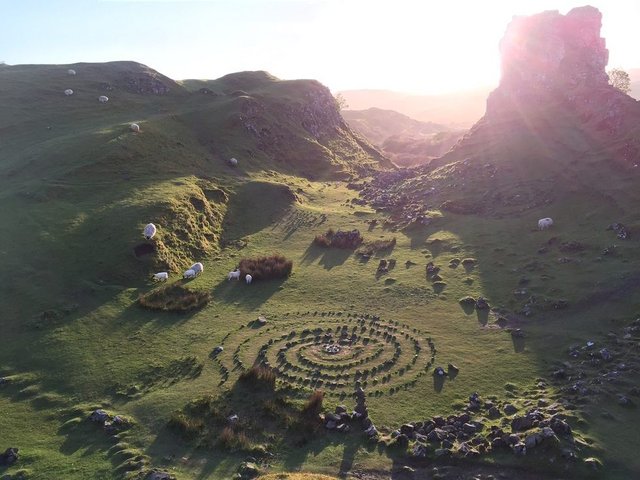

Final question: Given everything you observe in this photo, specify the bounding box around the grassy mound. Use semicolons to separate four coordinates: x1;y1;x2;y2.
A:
138;283;210;311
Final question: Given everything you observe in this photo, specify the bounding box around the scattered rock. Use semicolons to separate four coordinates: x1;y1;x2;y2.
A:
0;448;19;466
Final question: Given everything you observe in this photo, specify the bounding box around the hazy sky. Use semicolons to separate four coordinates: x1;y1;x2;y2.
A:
2;0;638;94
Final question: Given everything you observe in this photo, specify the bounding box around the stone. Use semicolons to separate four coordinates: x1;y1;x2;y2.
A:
524;432;542;449
394;433;409;448
433;367;446;376
488;406;501;418
400;424;415;436
427;428;446;442
412;443;428;458
434;448;451;457
212;345;224;355
238;461;261;479
475;297;490;309
335;405;347;415
0;448;19;466
256;315;267;326
512;442;527;456
503;404;518;415
462;423;477;434
584;457;603;470
549;415;572;436
89;409;110;424
325;420;337;429
617;394;634;407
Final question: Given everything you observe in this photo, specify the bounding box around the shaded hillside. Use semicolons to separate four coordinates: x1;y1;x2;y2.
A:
341;107;446;145
342;107;464;166
338;87;491;127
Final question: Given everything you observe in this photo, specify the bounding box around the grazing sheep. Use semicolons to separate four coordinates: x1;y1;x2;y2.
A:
98;95;109;103
153;272;169;281
183;269;196;279
229;157;238;167
245;274;253;284
67;69;76;76
190;262;204;275
130;123;140;133
143;223;157;240
538;217;553;230
228;270;240;281
64;89;74;96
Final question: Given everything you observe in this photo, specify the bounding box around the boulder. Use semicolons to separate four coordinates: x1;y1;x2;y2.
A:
394;434;409;448
0;448;19;466
89;409;110;424
503;404;518;415
524;432;543;449
238;461;261;479
400;424;415;436
512;442;527;456
462;423;477;434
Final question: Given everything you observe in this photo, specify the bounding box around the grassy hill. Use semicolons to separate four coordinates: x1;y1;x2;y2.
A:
1;59;640;480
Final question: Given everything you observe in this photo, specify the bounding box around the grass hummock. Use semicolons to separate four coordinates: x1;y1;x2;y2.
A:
138;283;210;311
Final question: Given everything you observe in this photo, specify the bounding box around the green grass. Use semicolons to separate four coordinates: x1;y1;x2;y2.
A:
1;61;640;480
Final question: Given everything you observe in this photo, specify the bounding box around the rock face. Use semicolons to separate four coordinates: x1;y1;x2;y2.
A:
498;6;608;97
484;6;639;144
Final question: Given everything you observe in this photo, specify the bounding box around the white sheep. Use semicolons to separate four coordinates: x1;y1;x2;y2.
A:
130;123;140;133
183;269;196;279
228;270;240;281
538;217;553;230
153;272;168;281
143;223;157;240
245;274;253;284
67;69;76;76
229;157;238;167
98;95;109;103
190;262;204;275
64;89;74;96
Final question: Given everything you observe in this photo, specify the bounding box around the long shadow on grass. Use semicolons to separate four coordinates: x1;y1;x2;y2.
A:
301;243;352;270
212;278;285;310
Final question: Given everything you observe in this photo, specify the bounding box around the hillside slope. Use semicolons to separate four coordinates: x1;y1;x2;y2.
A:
0;62;389;307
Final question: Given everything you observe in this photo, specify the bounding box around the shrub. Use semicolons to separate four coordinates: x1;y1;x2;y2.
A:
238;254;293;281
239;365;276;390
314;229;363;249
301;390;324;419
357;237;396;257
217;426;251;451
138;284;210;311
167;412;204;440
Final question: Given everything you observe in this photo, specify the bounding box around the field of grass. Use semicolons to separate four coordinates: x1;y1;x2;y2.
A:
1;62;640;480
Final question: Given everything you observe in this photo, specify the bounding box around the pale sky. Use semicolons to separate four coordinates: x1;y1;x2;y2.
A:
1;0;638;94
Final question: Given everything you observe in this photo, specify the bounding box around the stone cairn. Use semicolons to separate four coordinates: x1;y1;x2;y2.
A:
323;385;378;439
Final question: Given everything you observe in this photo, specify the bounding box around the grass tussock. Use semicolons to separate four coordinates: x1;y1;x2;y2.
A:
239;254;293;281
217;426;251;451
167;412;204;440
138;283;210;311
357;237;396;256
313;228;363;249
239;365;277;390
301;390;324;419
